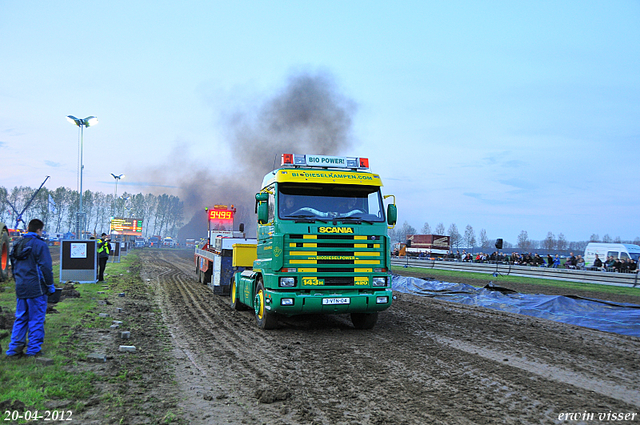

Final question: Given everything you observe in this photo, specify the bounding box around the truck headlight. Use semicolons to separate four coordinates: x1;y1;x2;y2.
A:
279;277;296;287
376;296;389;304
281;298;294;306
372;277;387;287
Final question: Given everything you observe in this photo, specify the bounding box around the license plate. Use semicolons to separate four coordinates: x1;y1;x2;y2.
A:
322;297;350;305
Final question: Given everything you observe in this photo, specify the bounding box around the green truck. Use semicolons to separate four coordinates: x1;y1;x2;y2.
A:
231;154;397;329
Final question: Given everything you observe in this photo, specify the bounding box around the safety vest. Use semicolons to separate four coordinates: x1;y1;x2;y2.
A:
97;239;110;255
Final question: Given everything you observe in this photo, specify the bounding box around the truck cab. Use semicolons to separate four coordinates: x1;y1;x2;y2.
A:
232;154;397;329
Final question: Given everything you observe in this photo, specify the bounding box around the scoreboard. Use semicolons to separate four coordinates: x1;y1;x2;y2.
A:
208;205;235;234
208;209;234;221
110;218;143;235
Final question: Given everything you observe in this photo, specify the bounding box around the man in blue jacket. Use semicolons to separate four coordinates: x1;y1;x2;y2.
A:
5;219;56;358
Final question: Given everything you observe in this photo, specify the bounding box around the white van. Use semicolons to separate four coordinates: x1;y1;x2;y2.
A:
584;243;640;268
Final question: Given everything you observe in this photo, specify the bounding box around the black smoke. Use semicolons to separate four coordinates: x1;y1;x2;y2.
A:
149;70;358;240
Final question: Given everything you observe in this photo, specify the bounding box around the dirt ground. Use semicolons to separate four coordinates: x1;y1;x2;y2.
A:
53;249;640;424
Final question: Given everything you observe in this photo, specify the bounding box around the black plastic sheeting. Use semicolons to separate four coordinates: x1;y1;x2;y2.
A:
392;275;640;338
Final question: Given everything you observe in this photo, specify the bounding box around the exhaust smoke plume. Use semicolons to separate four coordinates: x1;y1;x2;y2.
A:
227;70;357;184
144;70;357;239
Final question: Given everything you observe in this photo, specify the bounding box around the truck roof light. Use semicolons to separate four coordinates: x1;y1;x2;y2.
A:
281;154;372;170
282;154;293;165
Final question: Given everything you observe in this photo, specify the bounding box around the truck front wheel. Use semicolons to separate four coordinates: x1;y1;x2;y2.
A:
254;279;277;330
351;312;378;330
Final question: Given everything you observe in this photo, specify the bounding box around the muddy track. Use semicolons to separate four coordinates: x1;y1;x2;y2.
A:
142;250;640;425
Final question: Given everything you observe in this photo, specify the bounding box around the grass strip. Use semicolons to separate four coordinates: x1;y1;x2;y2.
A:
391;265;640;298
0;252;136;423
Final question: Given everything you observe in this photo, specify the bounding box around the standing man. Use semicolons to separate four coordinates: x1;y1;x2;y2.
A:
97;233;111;282
6;218;55;358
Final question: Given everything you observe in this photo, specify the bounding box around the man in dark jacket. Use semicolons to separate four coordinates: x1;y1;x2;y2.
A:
6;219;55;358
97;233;110;282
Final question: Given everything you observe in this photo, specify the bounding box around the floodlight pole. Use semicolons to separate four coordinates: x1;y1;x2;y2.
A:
111;173;124;198
79;124;84;238
67;115;98;239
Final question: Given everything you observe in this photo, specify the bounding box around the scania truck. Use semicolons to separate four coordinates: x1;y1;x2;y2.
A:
231;153;397;330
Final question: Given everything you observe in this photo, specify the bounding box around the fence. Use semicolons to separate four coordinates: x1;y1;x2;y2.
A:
390;258;640;288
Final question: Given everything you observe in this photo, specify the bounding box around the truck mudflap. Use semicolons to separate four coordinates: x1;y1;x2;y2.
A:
263;289;393;316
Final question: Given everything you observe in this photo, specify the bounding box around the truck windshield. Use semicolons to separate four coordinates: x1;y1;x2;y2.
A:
278;183;385;222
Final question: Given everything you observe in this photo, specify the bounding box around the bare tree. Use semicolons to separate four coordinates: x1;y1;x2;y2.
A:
589;234;600;242
0;187;8;224
542;232;555;251
421;222;431;234
388;227;399;244
479;229;490;250
435;222;445;235
556;233;567;251
463;225;476;250
398;221;417;243
517;230;532;251
448;223;461;250
602;234;612;243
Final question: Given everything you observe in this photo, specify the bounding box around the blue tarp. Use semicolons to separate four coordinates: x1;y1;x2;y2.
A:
392;275;640;338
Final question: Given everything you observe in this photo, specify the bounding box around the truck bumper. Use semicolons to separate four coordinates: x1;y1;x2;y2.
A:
263;289;393;316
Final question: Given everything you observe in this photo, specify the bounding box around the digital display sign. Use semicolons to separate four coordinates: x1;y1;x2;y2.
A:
208;209;234;220
110;218;143;235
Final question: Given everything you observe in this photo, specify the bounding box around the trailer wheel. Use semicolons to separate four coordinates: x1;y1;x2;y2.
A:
351;312;378;330
254;279;277;329
0;227;9;282
203;269;212;285
230;277;247;311
196;260;202;283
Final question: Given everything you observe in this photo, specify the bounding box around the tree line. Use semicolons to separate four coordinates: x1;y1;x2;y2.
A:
0;185;184;239
389;221;640;253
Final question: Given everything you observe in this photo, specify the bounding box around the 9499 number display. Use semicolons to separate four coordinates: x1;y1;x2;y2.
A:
4;410;72;421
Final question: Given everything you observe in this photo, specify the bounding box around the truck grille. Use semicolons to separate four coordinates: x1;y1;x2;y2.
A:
285;234;385;286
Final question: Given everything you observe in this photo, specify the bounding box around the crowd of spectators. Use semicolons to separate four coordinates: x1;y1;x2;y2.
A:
408;250;638;273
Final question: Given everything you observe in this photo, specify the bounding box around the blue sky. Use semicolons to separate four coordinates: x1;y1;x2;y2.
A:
1;1;638;243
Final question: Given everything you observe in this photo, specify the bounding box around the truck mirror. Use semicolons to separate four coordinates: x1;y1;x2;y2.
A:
387;204;397;226
257;202;269;224
239;223;245;232
255;193;268;202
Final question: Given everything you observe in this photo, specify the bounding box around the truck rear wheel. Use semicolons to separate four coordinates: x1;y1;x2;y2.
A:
0;227;9;282
254;279;277;329
230;277;247;311
351;312;378;330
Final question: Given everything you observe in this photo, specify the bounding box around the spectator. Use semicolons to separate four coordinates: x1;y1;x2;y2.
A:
593;254;603;271
97;233;111;282
534;254;545;267
576;255;585;270
553;254;561;268
565;252;577;269
605;256;616;271
5;218;56;358
547;254;554;268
